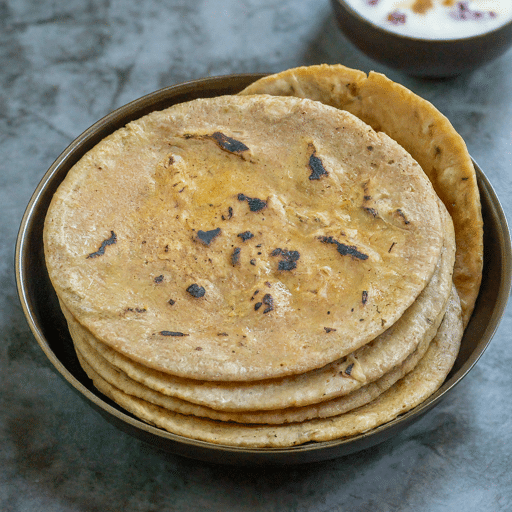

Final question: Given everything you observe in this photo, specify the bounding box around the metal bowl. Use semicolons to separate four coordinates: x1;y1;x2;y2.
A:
331;0;512;77
15;74;511;465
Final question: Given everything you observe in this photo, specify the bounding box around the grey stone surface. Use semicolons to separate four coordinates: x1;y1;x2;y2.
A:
1;0;511;510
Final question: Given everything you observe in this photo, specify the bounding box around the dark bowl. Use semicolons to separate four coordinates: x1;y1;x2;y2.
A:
15;74;512;465
331;0;512;77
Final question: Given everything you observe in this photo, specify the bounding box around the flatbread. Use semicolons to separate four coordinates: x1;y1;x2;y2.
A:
240;64;483;326
73;302;436;424
61;198;455;412
45;93;444;381
77;286;463;447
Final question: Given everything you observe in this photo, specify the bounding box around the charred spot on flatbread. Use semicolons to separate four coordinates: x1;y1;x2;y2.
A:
262;293;274;314
222;207;234;221
196;228;221;246
186;284;206;298
363;206;378;218
395;209;410;225
318;236;369;261
231;247;241;266
237;193;267;212
237;231;254;242
271;248;301;271
124;307;146;314
307;144;329;180
209;132;249;154
86;231;117;259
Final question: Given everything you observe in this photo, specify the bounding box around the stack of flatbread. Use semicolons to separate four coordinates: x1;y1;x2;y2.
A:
43;65;483;448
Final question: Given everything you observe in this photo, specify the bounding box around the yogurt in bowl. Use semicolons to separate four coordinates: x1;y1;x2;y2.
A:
331;0;512;76
346;1;512;40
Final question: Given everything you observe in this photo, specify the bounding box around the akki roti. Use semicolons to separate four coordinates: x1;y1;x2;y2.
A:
42;64;482;449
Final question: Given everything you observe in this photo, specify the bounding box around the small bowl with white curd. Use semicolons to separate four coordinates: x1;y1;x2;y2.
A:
331;0;512;77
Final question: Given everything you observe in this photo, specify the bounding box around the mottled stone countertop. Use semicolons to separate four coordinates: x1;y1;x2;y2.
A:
2;1;511;510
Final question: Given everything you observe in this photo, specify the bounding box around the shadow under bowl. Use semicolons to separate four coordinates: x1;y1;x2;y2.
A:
331;0;512;77
15;74;512;466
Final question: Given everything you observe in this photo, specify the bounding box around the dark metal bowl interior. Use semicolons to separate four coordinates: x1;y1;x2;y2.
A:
15;74;511;466
330;0;512;77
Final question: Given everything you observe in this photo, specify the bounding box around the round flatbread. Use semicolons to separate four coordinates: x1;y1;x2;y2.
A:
61;198;455;412
240;64;483;327
45;93;444;381
73;302;435;424
77;286;463;447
